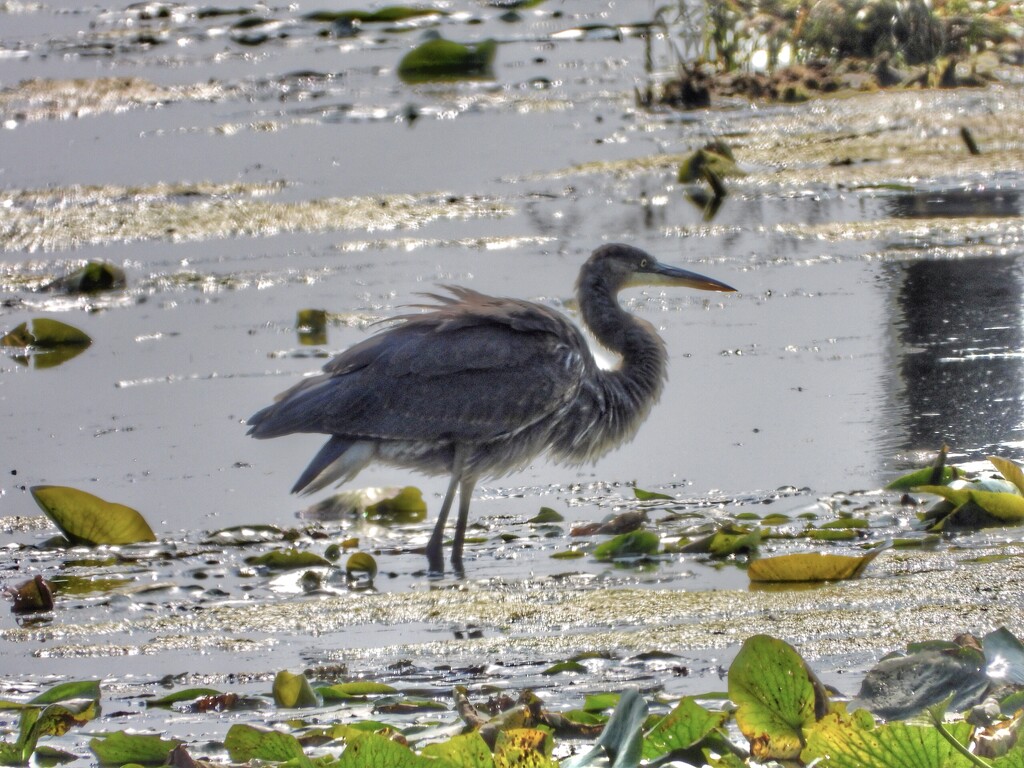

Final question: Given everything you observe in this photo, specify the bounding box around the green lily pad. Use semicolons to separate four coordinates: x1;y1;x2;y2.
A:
593;530;660;561
802;709;975;768
30;681;101;706
678;141;745;186
2;319;92;368
338;731;438;768
2;319;92;348
296;308;328;346
365;486;426;524
345;552;378;580
967;489;1024;524
885;466;960;490
305;6;443;24
528;507;564;523
89;732;182;765
642;696;729;761
582;693;621;713
31;486;156;546
678;523;761;556
550;549;585;559
420;731;492;767
633;487;673;501
317;681;397;702
494;729;554;768
245;548;330;570
543;660;587;675
41;261;126;294
272;671;321;708
224;724;305;763
748;545;886;583
728;634;822;761
397;37;497;83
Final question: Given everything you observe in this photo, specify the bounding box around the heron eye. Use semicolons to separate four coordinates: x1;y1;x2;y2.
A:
639;259;647;268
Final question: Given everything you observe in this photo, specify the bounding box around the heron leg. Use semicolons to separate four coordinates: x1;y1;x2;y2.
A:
426;445;468;576
450;476;477;576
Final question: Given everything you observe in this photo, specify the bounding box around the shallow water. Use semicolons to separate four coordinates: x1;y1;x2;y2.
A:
2;0;1024;758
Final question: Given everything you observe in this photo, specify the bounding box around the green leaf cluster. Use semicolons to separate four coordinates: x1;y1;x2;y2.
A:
902;455;1024;532
13;628;1024;768
0;681;100;765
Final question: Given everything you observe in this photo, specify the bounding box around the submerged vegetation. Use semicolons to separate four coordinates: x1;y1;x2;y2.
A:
4;451;1024;764
6;628;1024;766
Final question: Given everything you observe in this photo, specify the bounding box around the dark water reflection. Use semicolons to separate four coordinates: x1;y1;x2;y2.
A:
890;255;1024;459
887;188;1023;219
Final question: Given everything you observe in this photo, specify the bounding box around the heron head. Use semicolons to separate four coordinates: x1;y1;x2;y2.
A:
587;243;736;293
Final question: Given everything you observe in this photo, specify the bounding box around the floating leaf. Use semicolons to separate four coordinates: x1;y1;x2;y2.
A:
245;548;330;570
679;524;761;556
582;693;621;713
642;696;728;761
89;732;182;765
4;576;54;614
2;702;96;766
528;507;564;524
272;671;321;709
593;530;659;561
729;635;822;761
550;549;585;559
305;6;444;24
317;681;397;702
968;489;1024;524
990;456;1024;495
29;682;100;707
338;731;438;767
296;308;328;346
2;319;91;349
820;518;869;529
398;38;497;83
802;709;975;768
345;552;378;581
633;487;673;501
31;486;155;546
2;319;92;368
373;696;447;714
678;142;744;184
420;731;493;768
365;486;427;524
886;466;960;490
494;729;554;768
807;528;859;541
748;545;886;583
224;724;304;763
542;660;587;676
40;262;126;294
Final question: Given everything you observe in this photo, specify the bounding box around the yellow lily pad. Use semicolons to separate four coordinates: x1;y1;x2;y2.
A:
31;486;156;546
748;545;886;583
989;455;1024;494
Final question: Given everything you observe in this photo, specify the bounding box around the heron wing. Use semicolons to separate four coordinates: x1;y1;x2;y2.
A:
248;292;589;444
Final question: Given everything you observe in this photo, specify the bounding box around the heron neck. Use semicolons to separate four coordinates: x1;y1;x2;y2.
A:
578;275;668;411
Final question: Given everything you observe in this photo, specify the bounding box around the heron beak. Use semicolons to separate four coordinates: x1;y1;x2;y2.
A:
641;261;737;293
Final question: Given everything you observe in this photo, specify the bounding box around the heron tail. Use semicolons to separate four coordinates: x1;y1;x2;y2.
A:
292;437;374;495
